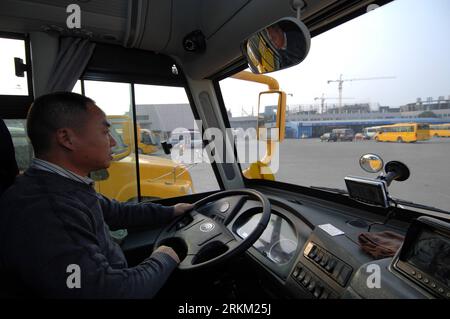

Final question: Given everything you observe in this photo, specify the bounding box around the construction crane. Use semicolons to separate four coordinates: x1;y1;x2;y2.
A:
314;94;354;113
241;106;254;116
327;74;396;112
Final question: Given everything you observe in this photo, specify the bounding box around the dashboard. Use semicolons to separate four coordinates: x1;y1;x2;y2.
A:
235;213;298;265
123;186;449;299
200;187;450;299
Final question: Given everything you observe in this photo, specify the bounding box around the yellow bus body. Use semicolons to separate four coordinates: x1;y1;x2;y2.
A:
430;124;450;137
374;123;430;143
94;154;193;202
91;115;194;202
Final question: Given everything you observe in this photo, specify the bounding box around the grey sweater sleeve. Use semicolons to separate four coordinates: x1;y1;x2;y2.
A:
98;194;175;230
22;200;178;299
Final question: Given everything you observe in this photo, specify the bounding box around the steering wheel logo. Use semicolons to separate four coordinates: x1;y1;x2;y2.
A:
200;222;215;232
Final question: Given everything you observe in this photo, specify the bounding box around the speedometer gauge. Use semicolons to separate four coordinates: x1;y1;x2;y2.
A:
236;212;298;265
268;239;298;264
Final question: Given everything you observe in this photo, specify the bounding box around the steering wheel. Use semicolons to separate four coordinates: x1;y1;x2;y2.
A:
155;189;271;270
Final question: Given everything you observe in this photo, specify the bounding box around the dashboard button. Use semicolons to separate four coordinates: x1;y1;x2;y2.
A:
314;251;323;263
438;288;444;294
430;282;437;288
320;254;329;267
292;267;301;278
307;281;316;292
332;263;343;278
302;274;311;286
298;270;306;282
313;286;323;298
417;274;423;280
337;265;352;286
319;290;330;299
325;259;337;272
423;278;429;284
307;246;318;259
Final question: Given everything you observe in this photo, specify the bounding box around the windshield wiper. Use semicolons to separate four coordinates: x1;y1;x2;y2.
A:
391;198;450;215
310;186;348;195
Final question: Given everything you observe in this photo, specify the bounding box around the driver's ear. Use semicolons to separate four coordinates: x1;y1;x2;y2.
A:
55;127;77;151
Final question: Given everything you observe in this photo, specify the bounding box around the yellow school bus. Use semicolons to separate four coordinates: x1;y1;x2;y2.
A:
430;123;450;137
108;115;158;155
374;123;430;143
92;119;194;202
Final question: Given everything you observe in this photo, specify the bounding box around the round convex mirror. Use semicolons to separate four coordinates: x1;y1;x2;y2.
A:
359;153;384;173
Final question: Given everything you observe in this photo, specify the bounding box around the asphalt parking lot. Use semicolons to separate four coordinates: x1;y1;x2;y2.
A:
185;137;450;213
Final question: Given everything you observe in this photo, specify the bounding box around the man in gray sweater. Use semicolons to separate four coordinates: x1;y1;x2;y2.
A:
0;92;193;298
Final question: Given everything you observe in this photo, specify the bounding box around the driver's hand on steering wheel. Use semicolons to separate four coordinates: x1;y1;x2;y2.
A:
173;203;194;217
154;245;180;263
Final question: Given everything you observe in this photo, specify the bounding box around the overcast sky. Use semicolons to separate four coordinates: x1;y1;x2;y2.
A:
1;0;449;118
221;0;450;116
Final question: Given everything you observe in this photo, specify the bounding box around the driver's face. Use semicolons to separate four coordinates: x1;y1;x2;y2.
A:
71;103;117;172
267;25;285;49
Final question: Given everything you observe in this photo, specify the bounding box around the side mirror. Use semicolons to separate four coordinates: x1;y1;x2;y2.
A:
257;91;286;142
359;154;384;173
161;141;173;155
242;17;311;74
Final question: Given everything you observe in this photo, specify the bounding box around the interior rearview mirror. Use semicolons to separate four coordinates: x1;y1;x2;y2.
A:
242;17;311;74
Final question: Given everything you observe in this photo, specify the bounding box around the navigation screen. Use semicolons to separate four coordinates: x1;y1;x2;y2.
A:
406;229;450;287
345;177;388;207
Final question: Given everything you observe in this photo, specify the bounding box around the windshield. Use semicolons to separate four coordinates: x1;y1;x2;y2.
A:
219;0;450;212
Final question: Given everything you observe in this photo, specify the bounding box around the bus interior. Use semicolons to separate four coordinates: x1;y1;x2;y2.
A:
0;0;449;300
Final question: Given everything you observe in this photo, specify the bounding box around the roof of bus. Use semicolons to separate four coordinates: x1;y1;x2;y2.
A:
288;118;445;127
379;122;424;127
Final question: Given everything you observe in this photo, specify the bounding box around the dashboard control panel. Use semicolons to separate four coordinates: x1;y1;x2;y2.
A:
291;262;337;299
303;242;353;287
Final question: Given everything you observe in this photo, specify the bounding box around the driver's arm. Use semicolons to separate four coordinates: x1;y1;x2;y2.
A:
98;194;175;230
15;200;179;298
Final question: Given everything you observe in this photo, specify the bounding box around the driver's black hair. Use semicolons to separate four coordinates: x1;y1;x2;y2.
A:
27;92;95;156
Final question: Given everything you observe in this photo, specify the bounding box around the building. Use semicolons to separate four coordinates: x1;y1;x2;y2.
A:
136;103;197;134
229;116;257;130
135;97;450;141
326;103;371;114
400;96;450;113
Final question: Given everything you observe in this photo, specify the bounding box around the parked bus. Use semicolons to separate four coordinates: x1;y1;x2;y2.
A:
430;123;450;137
374;123;430;143
108;115;158;154
363;126;381;139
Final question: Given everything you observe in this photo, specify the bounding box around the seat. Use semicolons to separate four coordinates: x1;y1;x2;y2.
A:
0;119;19;196
0;119;21;297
